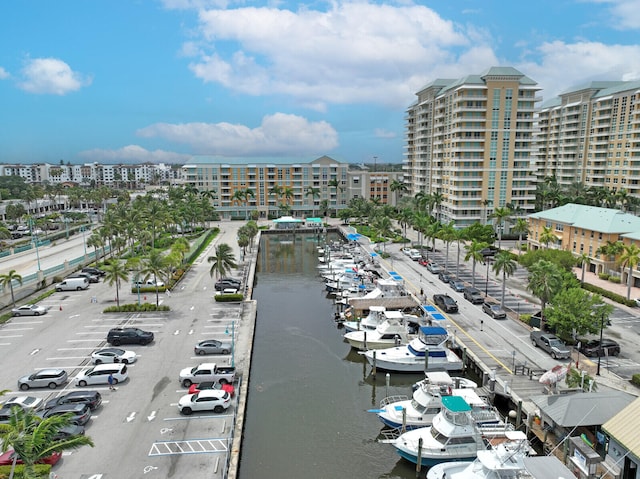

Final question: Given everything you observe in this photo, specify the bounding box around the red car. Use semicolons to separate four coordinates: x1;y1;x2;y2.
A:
418;258;430;267
0;449;62;466
188;381;235;397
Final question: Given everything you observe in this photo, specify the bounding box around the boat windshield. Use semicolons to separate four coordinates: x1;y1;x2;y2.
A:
410;398;440;415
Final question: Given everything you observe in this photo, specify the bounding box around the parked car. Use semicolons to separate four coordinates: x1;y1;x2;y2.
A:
2;396;43;411
437;271;452;283
409;250;422;261
133;278;165;288
530;331;571;359
11;304;47;316
426;262;442;274
578;338;621;357
214;277;242;291
401;247;412;256
177;390;232;415
449;277;466;292
188;381;235;397
44;391;102;411
82;266;106;277
107;327;154;346
0;450;61;467
18;369;68;390
55;277;89;291
75;363;128;387
0;407;13;424
433;294;459;313
41;403;92;426
91;347;138;364
418;258;430;267
68;271;99;283
53;424;86;440
463;287;484;304
195;339;233;355
482;301;507;319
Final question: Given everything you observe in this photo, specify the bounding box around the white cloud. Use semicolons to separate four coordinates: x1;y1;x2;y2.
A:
136;113;339;156
374;129;396;139
188;3;484;108
518;41;640;98
18;58;91;95
78;145;191;164
0;67;9;79
584;0;640;30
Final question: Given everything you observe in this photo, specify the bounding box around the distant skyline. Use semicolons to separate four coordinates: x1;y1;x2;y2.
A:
2;1;640;165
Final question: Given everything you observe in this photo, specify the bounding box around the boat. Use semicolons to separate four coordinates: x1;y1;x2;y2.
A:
412;371;478;392
376;378;499;430
342;305;388;332
393;395;512;467
363;326;463;372
427;431;537;479
344;314;414;350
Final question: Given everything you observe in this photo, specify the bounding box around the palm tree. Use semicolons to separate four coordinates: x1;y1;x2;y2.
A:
438;222;457;273
141;250;169;307
268;185;283;219
464;240;488;289
512;217;529;255
0;407;93;479
619;243;640;300
539;226;558;249
490;206;512;250
372;215;394;252
305;186;321;217
0;270;22;308
208;243;238;280
103;260;129;307
389;179;408;204
578;252;591;285
492;251;517;308
527;260;563;330
328;178;342;214
431;191;444;221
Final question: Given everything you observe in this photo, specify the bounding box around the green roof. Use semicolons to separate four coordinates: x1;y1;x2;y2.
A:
442;395;472;412
529;204;640;234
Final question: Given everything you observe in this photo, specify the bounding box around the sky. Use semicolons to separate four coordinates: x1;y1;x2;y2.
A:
2;0;640;166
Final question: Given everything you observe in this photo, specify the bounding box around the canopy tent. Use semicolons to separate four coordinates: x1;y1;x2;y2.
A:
272;216;303;229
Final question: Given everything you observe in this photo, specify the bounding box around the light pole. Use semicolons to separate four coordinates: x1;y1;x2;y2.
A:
485;258;491;297
29;217;41;271
225;321;235;368
81;225;87;256
597;312;606;376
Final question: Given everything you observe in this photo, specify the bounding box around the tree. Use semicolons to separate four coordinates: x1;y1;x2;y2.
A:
578;253;591;285
305;186;321;217
512;217;529;256
372;215;394;252
208;243;238;280
103;260;129;307
0;270;22;308
619;243;640;300
0;407;93;479
539;226;558;249
464;240;488;289
490;207;512;250
492;251;517;308
438;222;457;273
545;288;613;339
268;185;283;219
141;250;170;307
527;260;564;330
389;179;408;204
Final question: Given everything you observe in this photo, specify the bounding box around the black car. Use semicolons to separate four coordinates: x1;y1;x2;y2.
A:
214;277;242;291
437;271;452;283
578;338;621;357
44;391;102;411
69;272;99;283
482;301;507;319
82;267;106;277
41;403;92;426
107;327;154;346
433;294;458;313
449;277;466;292
463;287;484;304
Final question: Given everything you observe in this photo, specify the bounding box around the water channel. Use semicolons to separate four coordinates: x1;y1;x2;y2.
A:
238;232;429;479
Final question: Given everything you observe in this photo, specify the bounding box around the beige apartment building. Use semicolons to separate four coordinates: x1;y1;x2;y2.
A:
535;80;640;194
403;66;540;227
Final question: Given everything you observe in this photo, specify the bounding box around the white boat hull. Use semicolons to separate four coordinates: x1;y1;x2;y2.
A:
364;346;463;372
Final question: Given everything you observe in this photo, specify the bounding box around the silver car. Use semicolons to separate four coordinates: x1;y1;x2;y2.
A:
194;339;233;355
18;369;68;390
11;304;47;316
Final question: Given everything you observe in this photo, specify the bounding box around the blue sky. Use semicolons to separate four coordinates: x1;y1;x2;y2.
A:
1;0;640;165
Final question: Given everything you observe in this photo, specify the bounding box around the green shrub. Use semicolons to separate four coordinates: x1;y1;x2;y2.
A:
582;282;636;307
214;293;244;302
609;276;621;284
130;286;167;294
598;273;610;280
632;374;640;387
103;303;170;313
0;463;51;478
519;313;532;325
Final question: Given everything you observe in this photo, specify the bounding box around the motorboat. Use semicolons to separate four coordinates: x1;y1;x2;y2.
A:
344;316;414;350
427;431;540;479
376;380;500;430
342;305;388;333
393;395;512;467
412;371;477;392
363;326;463;372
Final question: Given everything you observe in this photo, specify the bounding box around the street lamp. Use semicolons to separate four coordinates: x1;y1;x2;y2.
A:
484;258;491;297
225;321;235;368
29;217;41;271
597;312;606;376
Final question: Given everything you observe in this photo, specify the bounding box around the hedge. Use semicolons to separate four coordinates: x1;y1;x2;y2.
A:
214;294;244;302
0;463;51;478
103;303;170;313
582;282;637;307
632;374;640;387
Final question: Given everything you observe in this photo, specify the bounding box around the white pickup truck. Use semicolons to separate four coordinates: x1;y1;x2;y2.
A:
179;362;236;387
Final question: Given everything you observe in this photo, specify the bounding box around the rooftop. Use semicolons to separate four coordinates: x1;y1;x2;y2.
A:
528;203;640;234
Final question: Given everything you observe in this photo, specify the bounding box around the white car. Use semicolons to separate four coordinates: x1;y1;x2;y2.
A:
11;304;47;317
3;396;43;411
75;363;128;387
177;390;231;415
91;348;138;365
133;279;165;288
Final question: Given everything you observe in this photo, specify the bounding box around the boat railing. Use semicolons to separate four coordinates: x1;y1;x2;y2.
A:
471;409;503;424
376;426;404;443
380;394;409;408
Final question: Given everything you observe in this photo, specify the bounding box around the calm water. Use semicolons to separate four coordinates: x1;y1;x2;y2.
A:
238;233;425;479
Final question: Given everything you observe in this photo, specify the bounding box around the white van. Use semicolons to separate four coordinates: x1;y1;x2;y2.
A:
55;277;89;291
75;363;128;387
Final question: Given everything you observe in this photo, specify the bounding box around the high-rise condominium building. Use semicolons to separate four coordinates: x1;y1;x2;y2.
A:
404;66;540;227
535;80;640;195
